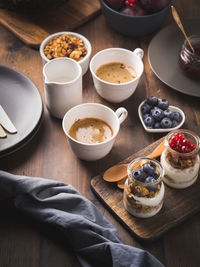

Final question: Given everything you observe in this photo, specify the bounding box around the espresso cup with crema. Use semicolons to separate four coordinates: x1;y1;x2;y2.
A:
90;48;144;103
62;103;128;161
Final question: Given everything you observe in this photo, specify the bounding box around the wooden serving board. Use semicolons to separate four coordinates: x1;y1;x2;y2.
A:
91;137;200;242
0;0;101;48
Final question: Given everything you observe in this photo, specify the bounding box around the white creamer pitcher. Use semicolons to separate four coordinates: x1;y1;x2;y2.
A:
43;58;82;119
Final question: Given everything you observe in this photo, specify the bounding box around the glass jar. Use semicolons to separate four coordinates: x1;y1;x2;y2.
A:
179;35;200;79
160;129;200;189
123;157;165;218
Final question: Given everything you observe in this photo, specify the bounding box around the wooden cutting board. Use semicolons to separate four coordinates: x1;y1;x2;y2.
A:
0;0;101;48
91;137;200;242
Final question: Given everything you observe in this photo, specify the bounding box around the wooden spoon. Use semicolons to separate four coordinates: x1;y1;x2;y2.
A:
117;177;127;189
171;5;195;54
103;140;165;182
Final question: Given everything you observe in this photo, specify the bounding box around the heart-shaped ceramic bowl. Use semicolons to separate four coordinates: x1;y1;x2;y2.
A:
138;100;185;133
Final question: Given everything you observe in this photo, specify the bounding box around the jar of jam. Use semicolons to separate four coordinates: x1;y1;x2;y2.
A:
160;129;200;189
123;157;165;218
179;35;200;79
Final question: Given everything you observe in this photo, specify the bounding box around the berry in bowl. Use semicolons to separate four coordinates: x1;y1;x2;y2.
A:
100;0;171;36
160;130;200;189
40;32;92;75
138;96;185;133
123;157;165;218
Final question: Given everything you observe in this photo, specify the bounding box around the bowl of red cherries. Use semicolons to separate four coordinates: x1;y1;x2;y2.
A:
138;96;185;133
100;0;171;36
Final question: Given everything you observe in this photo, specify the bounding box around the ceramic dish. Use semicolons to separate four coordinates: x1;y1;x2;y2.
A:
40;31;92;75
62;103;128;161
100;0;171;37
0;65;43;157
90;48;144;103
148;19;200;97
138;100;185;133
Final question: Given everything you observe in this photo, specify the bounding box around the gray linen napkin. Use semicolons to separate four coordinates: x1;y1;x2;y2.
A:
0;170;164;267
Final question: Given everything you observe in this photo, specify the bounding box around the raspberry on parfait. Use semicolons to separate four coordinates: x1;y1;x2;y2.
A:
169;132;197;154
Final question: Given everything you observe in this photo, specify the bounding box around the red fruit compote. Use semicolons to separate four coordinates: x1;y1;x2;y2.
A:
160;129;200;189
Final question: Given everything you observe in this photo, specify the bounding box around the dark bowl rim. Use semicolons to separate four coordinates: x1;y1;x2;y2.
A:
100;0;172;19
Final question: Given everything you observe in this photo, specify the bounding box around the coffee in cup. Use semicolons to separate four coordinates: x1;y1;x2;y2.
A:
68;117;113;144
90;48;144;103
62;103;128;161
96;62;137;84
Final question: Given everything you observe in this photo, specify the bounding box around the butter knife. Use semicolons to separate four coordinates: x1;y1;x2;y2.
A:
0;105;17;133
0;124;6;138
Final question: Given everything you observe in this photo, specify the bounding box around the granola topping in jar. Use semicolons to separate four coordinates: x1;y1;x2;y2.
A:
43;33;87;61
123;158;165;218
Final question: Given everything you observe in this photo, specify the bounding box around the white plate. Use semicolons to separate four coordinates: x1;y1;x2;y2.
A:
138;100;185;133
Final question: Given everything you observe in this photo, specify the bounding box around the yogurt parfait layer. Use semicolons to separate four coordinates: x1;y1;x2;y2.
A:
161;130;200;189
123;158;165;218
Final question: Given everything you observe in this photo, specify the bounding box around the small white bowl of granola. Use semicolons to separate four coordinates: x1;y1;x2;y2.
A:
40;31;92;75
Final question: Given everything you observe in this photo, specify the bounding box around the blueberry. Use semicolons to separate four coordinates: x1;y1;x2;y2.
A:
173;111;182;123
172;120;179;128
143;163;155;175
153;122;161;129
146;96;158;106
153;173;159;180
157;99;169;110
163;109;173;119
132;168;144;181
170;112;175;120
151;107;164;121
144;176;158;191
141;103;151;114
144;115;154;127
160;117;172;128
143;113;150;120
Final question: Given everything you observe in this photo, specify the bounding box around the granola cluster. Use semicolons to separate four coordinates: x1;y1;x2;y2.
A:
124;192;163;214
126;180;161;199
166;151;196;169
44;34;87;61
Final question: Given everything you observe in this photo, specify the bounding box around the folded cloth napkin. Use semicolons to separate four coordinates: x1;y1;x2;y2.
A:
0;170;164;267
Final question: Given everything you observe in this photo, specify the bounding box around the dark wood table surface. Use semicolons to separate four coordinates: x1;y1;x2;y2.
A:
0;1;200;266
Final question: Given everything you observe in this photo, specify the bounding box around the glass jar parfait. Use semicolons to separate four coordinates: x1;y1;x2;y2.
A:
160;129;200;189
123;157;165;218
179;35;200;79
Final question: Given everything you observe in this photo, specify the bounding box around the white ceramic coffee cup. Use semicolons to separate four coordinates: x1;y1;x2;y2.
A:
90;48;144;103
43;58;82;119
40;31;92;75
62;103;128;161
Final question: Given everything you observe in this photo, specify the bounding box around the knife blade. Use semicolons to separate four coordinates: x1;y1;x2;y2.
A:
0;124;7;138
0;105;17;133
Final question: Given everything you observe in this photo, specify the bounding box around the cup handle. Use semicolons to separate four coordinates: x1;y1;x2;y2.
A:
115;107;128;125
133;48;144;60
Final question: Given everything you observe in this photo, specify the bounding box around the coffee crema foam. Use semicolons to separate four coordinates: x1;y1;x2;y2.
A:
96;62;137;84
68;117;113;144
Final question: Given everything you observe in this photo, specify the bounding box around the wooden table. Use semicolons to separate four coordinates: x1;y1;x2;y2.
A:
0;1;200;266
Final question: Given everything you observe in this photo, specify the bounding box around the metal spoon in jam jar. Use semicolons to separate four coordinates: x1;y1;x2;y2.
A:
171;5;195;54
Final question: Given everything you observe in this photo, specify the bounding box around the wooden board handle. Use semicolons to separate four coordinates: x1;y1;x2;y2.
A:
0;9;49;48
